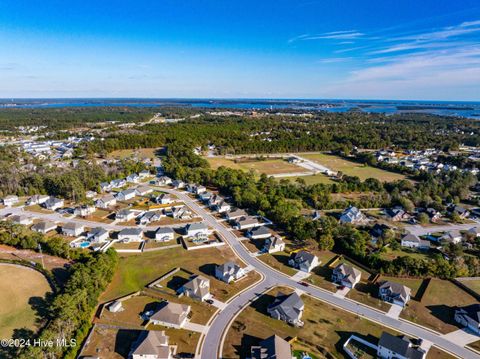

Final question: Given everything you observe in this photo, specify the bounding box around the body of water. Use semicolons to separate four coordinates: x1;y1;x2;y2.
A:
0;98;479;118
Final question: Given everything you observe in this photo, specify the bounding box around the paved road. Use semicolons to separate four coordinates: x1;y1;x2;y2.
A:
163;188;480;359
289;154;337;175
0;206;201;231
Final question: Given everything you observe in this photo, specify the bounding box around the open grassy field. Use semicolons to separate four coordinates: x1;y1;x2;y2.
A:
206;157;304;175
223;288;398;359
101;246;260;304
458;278;480;295
400;278;479;333
0;264;52;338
299;152;407;182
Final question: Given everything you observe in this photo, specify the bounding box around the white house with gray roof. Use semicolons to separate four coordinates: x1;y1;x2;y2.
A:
116;189;136;201
185;223;209;238
332;263;362;288
379;281;411;307
215;262;245;283
267;292;304;327
288;250;319;273
377;332;426;359
180;275;210;301
130;330;172;359
155;227;175;242
118;228;144;242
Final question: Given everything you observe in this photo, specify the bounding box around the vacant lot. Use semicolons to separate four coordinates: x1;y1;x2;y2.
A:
400;278;479;333
223;288;397;359
0;264;52;338
299;153;406;182
101;246;260;304
206;157;304;175
458;278;480;295
278;173;335;185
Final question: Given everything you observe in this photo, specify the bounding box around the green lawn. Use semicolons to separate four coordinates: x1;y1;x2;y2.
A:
299;152;406;182
206;157;304;175
223;288;398;359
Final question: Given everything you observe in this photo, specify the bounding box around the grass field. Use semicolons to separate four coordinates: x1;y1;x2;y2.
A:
0;264;52;338
400;278;479;333
458;279;480;295
206;157;304;175
299;153;407;182
101;246;260;303
223;288;396;359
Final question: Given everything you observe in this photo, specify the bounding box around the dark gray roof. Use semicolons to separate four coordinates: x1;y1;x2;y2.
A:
268;292;304;322
378;332;425;359
119;227;143;236
291;250;316;266
156;227;174;234
249;226;271;236
186;222;208;231
250;335;292;359
457;304;480;324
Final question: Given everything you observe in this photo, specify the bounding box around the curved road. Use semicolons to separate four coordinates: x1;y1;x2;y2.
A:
163;188;480;359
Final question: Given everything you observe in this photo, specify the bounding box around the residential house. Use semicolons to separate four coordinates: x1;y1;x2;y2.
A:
378;281;411;307
43;197;64;211
139;169;150;178
26;194;49;206
288;250;319;273
85;190;97;199
155;227;175;242
233;216;259;230
62;222;84;237
267;292;304;327
2;195;19;207
116;209;136;222
32;221;57;234
449;205;470;219
10;215;32;226
74;205;96;217
95;194;117;209
247;226;271;240
135;185;153;196
385;208;409;222
225;208;248;221
377;332;426;359
263;236;286;253
138;211;161;224
100;182;112;192
401;233;430;250
110;178;126;188
157;176;172;186
215;262;246;283
250;335;292;359
440;230;463;245
213;200;231;213
198;191;213;202
170;206;193;220
149;301;191;329
126;173;140;183
467;226;480;238
116;189;136;201
172;179;185;189
426;208;442;223
180;275;210;301
339;206;367;224
118;228;144;242
153;193;174;205
194;185;206;195
331;263;362;289
454;304;480;335
130;330;172;359
87;227;110;243
185;222;209;238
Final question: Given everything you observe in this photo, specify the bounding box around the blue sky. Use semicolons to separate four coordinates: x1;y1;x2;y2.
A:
0;0;479;100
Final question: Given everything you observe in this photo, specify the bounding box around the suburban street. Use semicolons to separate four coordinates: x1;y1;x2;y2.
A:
165;188;480;359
